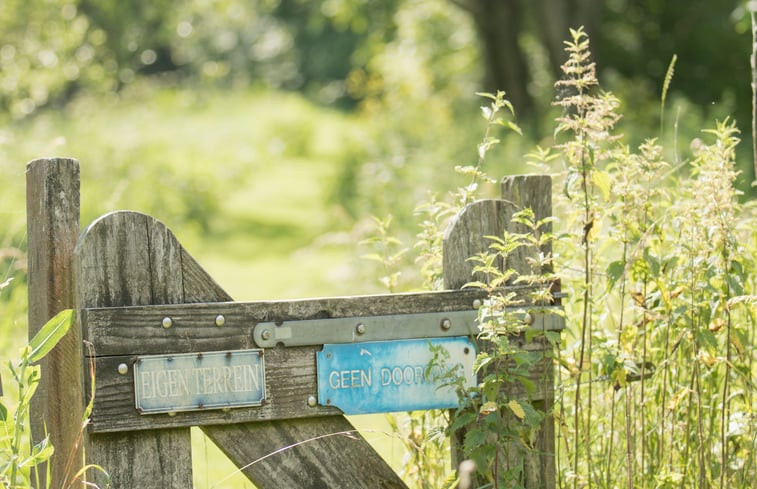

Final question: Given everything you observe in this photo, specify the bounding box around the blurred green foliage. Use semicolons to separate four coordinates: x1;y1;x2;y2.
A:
2;0;755;189
1;2;757;487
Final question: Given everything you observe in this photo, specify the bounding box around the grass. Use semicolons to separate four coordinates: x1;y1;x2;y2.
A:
0;81;414;488
5;40;755;487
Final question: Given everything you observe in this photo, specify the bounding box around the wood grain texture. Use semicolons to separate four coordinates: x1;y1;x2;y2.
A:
77;210;406;487
443;187;557;489
208;416;406;489
75;211;193;488
26;158;83;488
88;347;338;433
87;340;553;433
82;289;557;433
501;174;553;277
172;242;409;489
82;288;492;356
442;199;514;289
501;174;556;488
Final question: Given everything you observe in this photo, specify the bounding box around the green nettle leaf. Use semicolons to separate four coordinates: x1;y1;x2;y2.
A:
450;411;477;432
26;437;55;466
479;401;498;415
607;260;625;289
545;331;562;346
592;170;612;201
726;272;745;296
463;428;488;454
644;249;661;277
28;309;74;364
508;400;526;420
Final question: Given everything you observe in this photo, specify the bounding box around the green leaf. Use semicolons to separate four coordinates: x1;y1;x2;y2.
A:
506;120;522;135
360;253;384;263
607;260;625;290
450;411;477;432
28;309;74;364
25;436;55;466
463;427;488;454
545;331;562;346
508;400;526;419
479;401;498;415
592;170;612;201
475;91;498;101
0;401;6;422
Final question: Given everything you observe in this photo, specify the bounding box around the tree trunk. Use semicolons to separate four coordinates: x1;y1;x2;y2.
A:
455;0;601;119
465;0;533;116
531;0;600;77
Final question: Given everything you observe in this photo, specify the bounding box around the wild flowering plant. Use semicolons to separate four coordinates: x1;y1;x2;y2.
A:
0;304;108;489
362;26;756;489
1;309;71;489
548;28;757;489
451;207;559;488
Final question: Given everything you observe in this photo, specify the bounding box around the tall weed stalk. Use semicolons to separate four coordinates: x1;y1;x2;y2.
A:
358;27;756;489
549;28;756;489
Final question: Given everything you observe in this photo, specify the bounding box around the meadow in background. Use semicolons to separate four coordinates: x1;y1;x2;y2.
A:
2;1;756;488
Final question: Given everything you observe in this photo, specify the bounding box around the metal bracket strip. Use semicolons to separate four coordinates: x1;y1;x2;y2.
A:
252;307;564;348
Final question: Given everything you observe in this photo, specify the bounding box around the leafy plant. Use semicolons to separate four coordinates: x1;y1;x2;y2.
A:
0;307;108;489
449;208;558;488
360;26;756;489
548;28;756;489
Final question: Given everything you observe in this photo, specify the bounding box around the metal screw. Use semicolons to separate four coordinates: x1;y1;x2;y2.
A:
473;299;482;309
215;314;225;327
117;363;128;375
440;318;452;330
524;312;535;325
261;329;271;341
355;323;366;335
307;395;317;407
162;317;173;329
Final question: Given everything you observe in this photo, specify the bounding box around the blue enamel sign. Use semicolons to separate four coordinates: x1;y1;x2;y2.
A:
317;337;476;415
134;349;266;414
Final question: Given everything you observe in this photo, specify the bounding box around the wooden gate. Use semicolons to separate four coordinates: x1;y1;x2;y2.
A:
27;157;560;488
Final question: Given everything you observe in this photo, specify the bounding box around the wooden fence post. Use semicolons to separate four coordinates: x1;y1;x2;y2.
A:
74;212;196;488
443;174;556;488
26;158;84;488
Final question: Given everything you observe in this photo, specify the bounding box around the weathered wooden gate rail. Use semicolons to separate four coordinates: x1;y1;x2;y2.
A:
27;157;561;488
83;290;562;434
